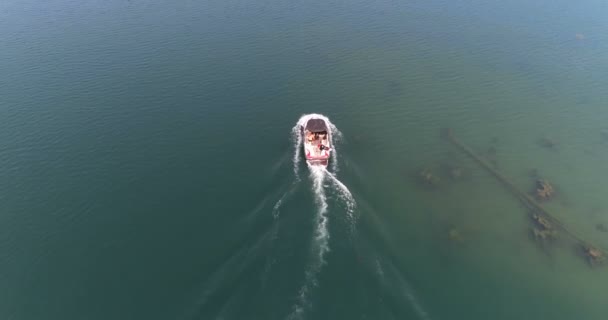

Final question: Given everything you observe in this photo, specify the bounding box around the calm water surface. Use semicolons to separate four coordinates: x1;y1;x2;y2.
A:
2;0;608;319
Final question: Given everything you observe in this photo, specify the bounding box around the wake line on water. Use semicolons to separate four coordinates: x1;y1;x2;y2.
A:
271;181;300;219
287;166;329;320
375;258;433;320
287;114;357;319
324;168;356;226
291;123;303;180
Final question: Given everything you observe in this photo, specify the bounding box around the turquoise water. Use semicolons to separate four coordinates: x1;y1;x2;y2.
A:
2;0;608;319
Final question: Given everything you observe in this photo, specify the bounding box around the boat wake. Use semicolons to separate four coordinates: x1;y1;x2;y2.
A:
287;166;329;319
324;169;356;227
374;258;433;320
287;114;356;319
186;113;430;319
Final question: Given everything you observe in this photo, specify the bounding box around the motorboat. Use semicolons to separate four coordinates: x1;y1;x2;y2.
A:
301;117;331;167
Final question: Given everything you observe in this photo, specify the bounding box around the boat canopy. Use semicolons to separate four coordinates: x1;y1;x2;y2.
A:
305;119;328;133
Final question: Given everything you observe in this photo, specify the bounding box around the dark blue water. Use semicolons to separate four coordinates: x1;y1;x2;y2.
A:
2;0;608;319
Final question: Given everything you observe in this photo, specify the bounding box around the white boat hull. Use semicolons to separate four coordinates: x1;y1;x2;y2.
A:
301;118;332;167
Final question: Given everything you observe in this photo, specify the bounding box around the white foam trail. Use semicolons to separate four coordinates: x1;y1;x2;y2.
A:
272;198;284;219
323;168;357;225
309;166;330;263
287;114;355;319
291;124;303;180
287;165;329;320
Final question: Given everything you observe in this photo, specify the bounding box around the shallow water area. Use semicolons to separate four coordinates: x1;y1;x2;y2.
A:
2;0;608;319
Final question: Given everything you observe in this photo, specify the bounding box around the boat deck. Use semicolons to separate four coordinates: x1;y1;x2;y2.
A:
304;137;330;158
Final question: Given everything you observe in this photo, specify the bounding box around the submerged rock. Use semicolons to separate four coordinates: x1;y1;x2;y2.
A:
531;213;552;230
538;137;558;150
529;213;557;245
440;162;468;181
447;228;463;243
534;179;554;201
416;168;440;188
582;245;605;267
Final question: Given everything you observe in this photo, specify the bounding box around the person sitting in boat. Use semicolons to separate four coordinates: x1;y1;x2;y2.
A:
318;143;330;156
306;131;314;143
